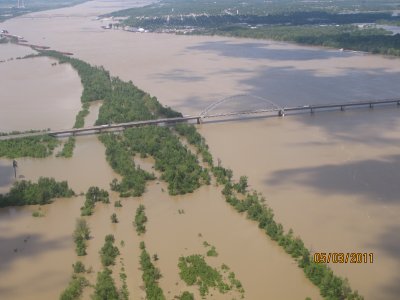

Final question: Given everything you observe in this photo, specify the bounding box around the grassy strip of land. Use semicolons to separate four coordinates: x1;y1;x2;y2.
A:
0;177;74;207
81;186;109;216
133;204;147;235
139;241;165;300
73;218;90;256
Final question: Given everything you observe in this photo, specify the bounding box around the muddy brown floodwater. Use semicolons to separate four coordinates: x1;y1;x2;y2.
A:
2;0;400;299
0;54;82;132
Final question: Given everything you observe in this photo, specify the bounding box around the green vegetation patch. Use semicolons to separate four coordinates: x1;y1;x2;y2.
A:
0;135;59;158
177;291;195;300
74;102;90;128
178;254;243;297
101;126;210;196
123;126;210;195
139;242;166;300
100;133;155;197
110;212;118;223
0;177;74;207
73;218;90;256
59;274;89;300
134;204;147;235
96;77;180;125
57;137;76;158
32;210;45;217
92;268;119;300
175;123;213;166
81;186;109;216
100;234;120;267
72;261;86;274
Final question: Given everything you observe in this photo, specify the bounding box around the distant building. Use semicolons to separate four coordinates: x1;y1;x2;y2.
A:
123;26;146;33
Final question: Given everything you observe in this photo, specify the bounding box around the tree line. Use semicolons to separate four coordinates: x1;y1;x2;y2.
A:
216;165;363;299
207;24;400;57
123;11;400;29
139;241;165;300
0;135;59;158
0;177;75;207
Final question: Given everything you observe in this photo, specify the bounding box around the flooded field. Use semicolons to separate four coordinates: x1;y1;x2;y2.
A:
2;0;400;299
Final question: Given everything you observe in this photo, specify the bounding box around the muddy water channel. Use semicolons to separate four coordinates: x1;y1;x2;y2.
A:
2;0;400;299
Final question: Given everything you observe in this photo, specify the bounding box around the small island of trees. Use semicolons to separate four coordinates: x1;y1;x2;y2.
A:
0;177;74;207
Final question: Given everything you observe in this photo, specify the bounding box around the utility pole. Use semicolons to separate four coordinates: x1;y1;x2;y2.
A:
13;160;18;179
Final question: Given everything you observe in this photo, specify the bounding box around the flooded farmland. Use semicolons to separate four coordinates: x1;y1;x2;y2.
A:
2;0;400;299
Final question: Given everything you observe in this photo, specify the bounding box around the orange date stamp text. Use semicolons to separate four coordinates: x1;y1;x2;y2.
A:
313;252;374;264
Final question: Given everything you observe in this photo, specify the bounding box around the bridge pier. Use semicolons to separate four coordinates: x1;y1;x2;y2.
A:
197;117;202;124
341;106;345;111
370;103;373;109
278;109;285;117
310;108;314;114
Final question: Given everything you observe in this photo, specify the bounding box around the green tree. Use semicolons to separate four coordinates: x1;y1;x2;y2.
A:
92;268;119;300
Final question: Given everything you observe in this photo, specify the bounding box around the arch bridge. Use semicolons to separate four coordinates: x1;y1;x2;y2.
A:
1;96;400;140
200;94;284;119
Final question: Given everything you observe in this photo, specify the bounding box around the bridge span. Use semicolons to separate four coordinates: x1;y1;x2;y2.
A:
1;98;399;141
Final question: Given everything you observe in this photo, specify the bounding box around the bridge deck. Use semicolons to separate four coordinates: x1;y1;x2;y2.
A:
1;98;399;140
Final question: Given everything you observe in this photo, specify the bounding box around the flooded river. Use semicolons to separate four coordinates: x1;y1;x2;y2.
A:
2;0;400;299
0;52;82;133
